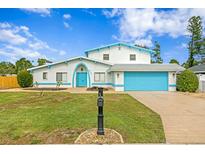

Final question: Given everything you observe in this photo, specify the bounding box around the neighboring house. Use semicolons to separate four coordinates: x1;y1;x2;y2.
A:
189;64;205;92
28;42;184;91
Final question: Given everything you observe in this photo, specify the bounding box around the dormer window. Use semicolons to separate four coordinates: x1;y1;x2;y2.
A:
130;54;136;61
103;54;109;60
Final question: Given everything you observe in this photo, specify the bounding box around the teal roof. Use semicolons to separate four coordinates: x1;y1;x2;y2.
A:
84;42;155;55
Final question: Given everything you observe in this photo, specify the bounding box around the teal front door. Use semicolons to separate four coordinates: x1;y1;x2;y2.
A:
76;72;87;87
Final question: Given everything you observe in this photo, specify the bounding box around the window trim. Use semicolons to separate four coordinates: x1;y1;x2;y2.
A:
56;72;67;82
103;54;109;60
94;72;105;82
43;72;48;80
130;54;136;61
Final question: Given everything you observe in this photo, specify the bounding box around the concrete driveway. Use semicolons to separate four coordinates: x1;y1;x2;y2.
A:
128;91;205;144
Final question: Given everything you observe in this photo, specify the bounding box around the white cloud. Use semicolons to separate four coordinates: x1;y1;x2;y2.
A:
82;9;96;16
59;50;66;56
21;8;51;17
28;40;49;50
0;22;11;28
20;26;29;32
134;35;153;47
63;14;71;20
5;45;42;58
0;22;64;62
102;9;122;18
112;35;118;40
0;29;27;45
181;43;188;49
63;14;71;29
63;22;70;29
104;8;205;47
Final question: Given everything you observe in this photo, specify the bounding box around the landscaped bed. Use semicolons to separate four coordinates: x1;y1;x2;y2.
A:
23;87;68;91
0;92;165;144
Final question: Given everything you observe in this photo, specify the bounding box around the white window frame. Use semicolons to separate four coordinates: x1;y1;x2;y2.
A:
43;72;48;80
130;54;136;61
56;72;67;82
94;72;105;82
103;54;109;60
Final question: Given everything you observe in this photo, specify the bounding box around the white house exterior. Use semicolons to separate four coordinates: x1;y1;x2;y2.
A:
28;42;184;91
189;64;205;92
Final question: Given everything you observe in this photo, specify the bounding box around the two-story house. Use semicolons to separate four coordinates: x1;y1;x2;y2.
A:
28;42;184;91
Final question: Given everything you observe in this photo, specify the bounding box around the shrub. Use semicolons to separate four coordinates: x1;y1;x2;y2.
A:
176;70;199;92
17;70;33;88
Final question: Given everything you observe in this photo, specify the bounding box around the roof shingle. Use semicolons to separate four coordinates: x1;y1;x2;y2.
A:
108;64;185;72
189;64;205;73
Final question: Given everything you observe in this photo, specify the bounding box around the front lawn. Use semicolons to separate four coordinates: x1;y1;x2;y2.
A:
0;92;165;144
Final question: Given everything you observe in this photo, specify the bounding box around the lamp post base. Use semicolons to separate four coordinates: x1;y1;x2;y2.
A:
75;128;124;144
97;129;105;135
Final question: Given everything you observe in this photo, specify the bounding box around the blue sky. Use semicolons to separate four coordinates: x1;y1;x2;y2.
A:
0;8;205;64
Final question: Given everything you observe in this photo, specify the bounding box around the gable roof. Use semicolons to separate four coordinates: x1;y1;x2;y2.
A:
108;64;185;72
28;56;112;71
189;64;205;73
84;42;155;55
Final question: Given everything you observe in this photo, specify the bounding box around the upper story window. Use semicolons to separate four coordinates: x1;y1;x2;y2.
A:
56;72;67;82
130;54;136;61
103;54;109;60
94;72;105;82
43;72;48;80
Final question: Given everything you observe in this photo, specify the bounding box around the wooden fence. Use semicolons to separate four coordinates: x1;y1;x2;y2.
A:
0;76;20;89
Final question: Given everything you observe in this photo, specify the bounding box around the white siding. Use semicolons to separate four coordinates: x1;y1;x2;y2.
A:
87;46;151;64
198;74;205;81
32;59;112;88
113;72;124;91
32;63;70;88
197;74;205;92
168;72;176;91
32;63;178;91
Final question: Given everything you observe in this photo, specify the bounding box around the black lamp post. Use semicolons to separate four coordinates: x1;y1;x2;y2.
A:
97;87;104;135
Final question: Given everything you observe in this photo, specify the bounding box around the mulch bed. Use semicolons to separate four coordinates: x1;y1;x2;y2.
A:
74;128;124;144
87;86;113;91
180;92;205;99
23;87;68;91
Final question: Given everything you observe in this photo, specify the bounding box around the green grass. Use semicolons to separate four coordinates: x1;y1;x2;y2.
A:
0;92;165;144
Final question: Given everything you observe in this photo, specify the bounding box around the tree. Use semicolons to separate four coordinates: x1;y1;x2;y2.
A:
169;59;179;65
199;38;205;63
37;58;47;66
186;16;203;68
176;70;199;92
152;41;163;63
15;58;33;74
182;60;199;69
0;62;16;75
17;70;33;88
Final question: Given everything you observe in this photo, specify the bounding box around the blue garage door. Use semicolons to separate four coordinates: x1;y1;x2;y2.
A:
124;72;168;91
